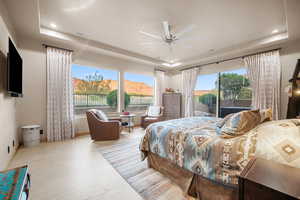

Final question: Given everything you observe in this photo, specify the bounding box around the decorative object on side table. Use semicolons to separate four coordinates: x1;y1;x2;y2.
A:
165;88;175;93
239;157;300;200
120;113;136;133
0;165;30;200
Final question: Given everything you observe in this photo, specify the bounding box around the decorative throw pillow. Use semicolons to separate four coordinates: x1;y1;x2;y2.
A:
148;106;161;117
216;113;234;128
259;108;273;123
94;110;109;122
215;113;234;135
220;110;261;138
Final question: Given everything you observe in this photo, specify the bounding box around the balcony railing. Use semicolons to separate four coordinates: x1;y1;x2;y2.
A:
73;93;153;107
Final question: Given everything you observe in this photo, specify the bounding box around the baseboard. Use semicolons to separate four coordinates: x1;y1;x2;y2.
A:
75;131;90;137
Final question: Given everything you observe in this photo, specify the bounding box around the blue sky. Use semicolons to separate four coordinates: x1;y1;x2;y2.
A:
195;68;246;90
72;64;154;86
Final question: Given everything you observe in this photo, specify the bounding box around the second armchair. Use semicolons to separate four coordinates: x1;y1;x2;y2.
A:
141;106;164;129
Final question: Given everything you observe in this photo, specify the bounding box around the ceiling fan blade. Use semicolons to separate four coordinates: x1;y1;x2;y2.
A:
162;21;171;39
140;31;163;41
176;24;196;38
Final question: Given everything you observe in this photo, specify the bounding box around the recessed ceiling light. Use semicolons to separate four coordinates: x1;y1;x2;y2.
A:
162;62;182;67
272;29;279;34
171;62;182;67
162;63;171;67
50;23;57;28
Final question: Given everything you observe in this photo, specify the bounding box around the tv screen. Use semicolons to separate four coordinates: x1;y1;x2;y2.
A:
7;38;23;97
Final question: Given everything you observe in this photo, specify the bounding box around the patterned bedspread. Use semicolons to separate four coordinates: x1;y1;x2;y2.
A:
140;117;300;186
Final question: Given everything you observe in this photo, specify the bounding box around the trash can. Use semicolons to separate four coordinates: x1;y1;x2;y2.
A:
21;125;40;147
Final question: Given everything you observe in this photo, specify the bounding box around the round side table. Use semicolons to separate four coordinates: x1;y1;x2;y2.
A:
120;114;136;133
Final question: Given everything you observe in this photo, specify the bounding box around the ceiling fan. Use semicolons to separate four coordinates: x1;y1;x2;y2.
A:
140;21;196;46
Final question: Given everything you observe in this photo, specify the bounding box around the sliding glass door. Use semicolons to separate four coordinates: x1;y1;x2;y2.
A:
219;69;252;117
194;68;252;118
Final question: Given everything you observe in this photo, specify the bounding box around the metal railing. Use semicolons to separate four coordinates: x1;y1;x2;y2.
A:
73;93;153;107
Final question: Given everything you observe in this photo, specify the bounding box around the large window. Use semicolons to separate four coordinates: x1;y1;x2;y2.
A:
72;64;118;115
219;69;252;117
124;73;154;112
194;68;252;117
194;73;218;117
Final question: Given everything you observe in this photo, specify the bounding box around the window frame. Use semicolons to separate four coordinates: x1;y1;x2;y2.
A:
72;64;155;115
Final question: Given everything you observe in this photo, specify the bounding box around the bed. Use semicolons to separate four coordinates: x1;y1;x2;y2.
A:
140;115;300;200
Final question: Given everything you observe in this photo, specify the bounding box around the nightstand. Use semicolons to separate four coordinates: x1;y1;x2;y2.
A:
238;158;300;200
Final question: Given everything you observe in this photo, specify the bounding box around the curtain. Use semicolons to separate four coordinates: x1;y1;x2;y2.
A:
154;70;166;106
46;47;74;142
182;68;199;117
244;50;281;120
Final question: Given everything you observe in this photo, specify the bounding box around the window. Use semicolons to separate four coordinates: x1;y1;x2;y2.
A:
72;64;118;115
194;68;252;117
124;72;154;112
194;73;218;117
219;68;252;117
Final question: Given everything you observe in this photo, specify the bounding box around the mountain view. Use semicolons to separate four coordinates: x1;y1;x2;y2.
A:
73;78;153;96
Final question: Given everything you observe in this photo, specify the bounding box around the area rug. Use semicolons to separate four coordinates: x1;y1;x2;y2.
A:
98;130;190;200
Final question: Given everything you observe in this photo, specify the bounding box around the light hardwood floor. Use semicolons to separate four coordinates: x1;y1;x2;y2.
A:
8;130;145;200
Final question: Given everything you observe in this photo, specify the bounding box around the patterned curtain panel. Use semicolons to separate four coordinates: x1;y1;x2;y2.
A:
182;68;199;117
244;50;281;120
154;70;165;106
46;47;74;142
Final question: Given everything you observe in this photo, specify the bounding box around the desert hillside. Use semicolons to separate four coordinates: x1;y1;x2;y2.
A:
73;78;153;96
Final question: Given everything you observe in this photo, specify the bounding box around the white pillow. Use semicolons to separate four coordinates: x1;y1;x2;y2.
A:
148;106;160;117
95;110;109;121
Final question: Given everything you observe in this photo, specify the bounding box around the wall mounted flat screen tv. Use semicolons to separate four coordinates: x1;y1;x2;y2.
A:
7;38;23;97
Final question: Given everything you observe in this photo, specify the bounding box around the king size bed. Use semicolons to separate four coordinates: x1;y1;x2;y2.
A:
139;110;300;200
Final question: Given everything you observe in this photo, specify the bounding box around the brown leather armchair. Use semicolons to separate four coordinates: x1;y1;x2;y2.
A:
141;106;164;129
86;110;121;141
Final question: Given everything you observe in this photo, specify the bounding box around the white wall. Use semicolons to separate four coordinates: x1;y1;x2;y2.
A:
17;39;46;139
280;40;300;119
0;0;19;170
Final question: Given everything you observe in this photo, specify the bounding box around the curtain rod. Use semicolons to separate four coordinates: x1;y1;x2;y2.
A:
180;47;282;71
42;44;74;52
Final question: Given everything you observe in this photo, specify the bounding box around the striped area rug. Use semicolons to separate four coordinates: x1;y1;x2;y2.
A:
98;129;189;200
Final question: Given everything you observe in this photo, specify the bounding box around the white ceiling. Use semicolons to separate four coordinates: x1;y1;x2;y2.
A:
5;0;300;69
39;0;287;65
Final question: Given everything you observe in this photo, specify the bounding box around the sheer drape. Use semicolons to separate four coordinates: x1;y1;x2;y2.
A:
182;68;199;117
154;70;166;106
46;47;74;142
244;50;281;120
